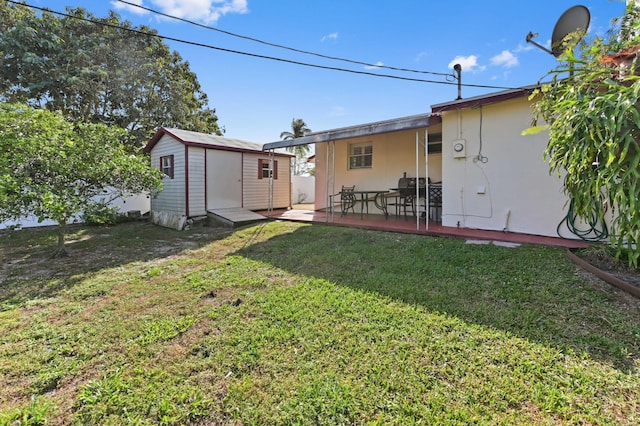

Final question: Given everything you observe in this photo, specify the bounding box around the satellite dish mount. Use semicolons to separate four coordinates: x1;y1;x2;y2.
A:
526;5;590;57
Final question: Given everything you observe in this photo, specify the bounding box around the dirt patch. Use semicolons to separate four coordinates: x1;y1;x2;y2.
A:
0;221;234;303
570;247;640;304
573;248;640;288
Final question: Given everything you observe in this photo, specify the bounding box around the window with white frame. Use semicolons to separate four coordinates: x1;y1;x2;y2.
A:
258;158;278;179
349;142;372;169
160;155;174;179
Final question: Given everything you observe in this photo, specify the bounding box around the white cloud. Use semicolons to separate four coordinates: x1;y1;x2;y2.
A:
514;43;533;53
414;51;429;62
112;0;148;15
113;0;249;24
329;106;347;117
364;61;384;70
321;32;339;42
490;50;519;68
447;55;486;73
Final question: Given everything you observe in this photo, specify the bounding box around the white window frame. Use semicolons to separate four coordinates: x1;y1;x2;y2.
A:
348;142;373;170
160;155;174;179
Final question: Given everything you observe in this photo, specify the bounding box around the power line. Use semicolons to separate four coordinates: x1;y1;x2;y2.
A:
116;0;454;79
7;1;518;90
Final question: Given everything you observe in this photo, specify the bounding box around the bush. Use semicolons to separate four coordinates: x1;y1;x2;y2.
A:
82;201;128;226
528;4;640;266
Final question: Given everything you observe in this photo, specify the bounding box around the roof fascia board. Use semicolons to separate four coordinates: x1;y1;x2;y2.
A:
431;86;537;113
183;141;293;157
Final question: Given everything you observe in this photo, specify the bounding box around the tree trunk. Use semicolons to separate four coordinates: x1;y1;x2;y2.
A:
51;219;69;258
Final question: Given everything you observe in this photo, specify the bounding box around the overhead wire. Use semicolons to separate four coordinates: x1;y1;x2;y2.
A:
7;0;519;90
116;0;454;79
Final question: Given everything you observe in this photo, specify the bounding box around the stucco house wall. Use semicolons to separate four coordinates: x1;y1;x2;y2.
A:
314;126;443;211
437;95;568;236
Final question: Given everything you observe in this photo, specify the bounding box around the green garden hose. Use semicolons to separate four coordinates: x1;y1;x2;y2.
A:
557;198;609;242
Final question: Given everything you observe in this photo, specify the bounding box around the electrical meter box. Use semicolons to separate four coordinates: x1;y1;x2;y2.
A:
452;139;466;158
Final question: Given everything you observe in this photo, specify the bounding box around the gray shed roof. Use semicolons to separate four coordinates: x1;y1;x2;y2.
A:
144;127;270;153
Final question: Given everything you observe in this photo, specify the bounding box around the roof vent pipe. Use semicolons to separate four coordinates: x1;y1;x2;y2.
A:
453;63;462;100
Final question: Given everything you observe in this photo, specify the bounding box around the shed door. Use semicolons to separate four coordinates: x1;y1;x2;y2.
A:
206;150;242;209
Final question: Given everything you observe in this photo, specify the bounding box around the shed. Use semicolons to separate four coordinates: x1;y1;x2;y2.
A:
144;128;292;229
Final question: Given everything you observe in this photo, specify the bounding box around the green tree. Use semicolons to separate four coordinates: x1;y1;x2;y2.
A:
0;103;163;257
280;118;312;175
527;2;640;265
0;2;222;149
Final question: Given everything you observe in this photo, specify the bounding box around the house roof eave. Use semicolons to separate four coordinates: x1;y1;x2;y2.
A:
431;84;539;113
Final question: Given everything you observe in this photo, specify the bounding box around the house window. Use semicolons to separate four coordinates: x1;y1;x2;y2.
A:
428;133;443;154
349;142;372;169
160;155;174;179
258;159;278;180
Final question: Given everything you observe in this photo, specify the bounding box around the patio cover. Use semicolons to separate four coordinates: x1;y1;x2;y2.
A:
263;113;441;229
263;113;440;150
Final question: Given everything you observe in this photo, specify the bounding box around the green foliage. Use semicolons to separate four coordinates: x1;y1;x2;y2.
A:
530;4;640;266
281;118;312;175
0;2;222;147
75;368;211;425
136;316;196;346
0;396;52;426
82;201;128;226
0;103;163;255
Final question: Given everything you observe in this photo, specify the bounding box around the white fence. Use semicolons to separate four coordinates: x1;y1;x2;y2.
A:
0;191;151;230
292;176;315;204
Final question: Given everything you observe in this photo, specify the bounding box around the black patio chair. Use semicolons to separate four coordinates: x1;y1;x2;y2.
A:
339;185;356;216
428;182;442;222
387;177;415;219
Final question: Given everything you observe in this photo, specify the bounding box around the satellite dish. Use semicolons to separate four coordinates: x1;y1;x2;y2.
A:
526;5;590;57
551;5;590;56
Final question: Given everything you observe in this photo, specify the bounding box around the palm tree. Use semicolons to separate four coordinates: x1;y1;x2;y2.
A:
280;118;312;175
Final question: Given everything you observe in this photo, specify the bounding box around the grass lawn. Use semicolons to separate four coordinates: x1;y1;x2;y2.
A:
1;220;639;425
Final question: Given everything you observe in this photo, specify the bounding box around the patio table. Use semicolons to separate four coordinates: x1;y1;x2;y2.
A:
352;190;390;219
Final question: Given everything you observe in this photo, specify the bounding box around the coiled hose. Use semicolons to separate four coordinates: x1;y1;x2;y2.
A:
557;198;609;242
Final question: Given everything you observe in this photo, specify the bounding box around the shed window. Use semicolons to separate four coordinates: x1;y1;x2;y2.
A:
349;142;372;169
160;155;174;179
258;159;278;180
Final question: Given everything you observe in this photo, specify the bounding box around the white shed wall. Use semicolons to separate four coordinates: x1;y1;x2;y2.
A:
440;97;568;237
149;134;186;215
242;154;291;210
186;146;206;216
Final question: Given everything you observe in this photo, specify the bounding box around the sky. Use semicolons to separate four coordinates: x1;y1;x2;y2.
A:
30;0;628;144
